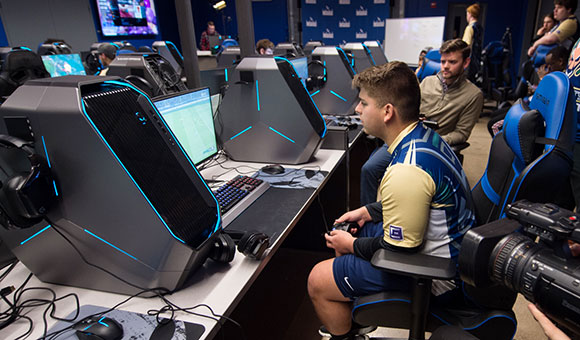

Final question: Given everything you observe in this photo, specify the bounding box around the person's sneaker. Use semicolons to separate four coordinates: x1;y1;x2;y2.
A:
319;324;377;338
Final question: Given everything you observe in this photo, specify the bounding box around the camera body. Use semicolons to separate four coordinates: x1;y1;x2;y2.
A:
459;200;580;335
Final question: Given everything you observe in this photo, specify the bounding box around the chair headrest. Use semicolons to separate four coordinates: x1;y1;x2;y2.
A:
503;99;545;165
424;49;440;62
529;72;570;141
532;44;557;68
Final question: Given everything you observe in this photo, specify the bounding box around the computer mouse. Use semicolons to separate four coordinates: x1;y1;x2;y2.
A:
73;315;123;340
262;164;285;175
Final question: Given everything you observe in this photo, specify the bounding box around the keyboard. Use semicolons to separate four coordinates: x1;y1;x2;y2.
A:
213;175;270;228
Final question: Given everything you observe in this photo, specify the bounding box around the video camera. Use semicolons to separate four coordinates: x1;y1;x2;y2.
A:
459;200;580;335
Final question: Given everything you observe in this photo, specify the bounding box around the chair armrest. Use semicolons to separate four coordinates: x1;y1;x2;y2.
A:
450;142;470;152
370;249;456;280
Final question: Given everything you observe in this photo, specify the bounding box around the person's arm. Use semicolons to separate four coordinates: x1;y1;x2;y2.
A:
352;163;436;260
529;19;577;56
440;90;484;145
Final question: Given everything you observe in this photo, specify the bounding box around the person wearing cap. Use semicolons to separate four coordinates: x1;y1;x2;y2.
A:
96;43;117;76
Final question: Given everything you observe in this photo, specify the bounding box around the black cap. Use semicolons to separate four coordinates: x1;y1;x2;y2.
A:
97;43;117;59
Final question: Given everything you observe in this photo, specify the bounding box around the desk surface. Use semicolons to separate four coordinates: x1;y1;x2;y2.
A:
2;149;345;340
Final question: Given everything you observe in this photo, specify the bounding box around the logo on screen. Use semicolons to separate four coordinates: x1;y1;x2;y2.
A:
373;17;385;27
322;5;334;16
355;29;368;39
374;0;386;3
305;0;316;4
339;18;351;28
339;0;351;4
306;17;318;27
323;29;334;39
356;6;368;16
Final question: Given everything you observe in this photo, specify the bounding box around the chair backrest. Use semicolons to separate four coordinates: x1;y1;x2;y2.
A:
417;49;441;81
472;71;575;224
0;49;50;97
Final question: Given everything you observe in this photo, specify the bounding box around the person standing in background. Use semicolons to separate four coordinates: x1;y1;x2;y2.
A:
462;3;483;83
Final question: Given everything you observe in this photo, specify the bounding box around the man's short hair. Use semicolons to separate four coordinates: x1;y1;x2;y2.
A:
97;43;117;60
207;21;215;26
467;3;481;20
256;39;274;51
352;61;420;123
440;39;471;60
555;0;578;12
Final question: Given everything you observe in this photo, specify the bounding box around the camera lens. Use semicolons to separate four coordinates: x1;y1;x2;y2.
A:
490;233;541;293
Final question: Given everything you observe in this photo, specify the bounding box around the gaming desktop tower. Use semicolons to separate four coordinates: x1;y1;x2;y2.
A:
0;76;221;295
342;42;376;73
152;41;184;77
217;46;241;67
107;52;187;98
309;46;359;116
215;56;326;164
363;40;388;65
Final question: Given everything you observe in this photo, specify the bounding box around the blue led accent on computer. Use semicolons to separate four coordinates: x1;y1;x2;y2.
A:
84;229;139;261
20;225;51;245
53;180;59;197
230;126;252;140
323;61;327;81
330;90;347;102
256;81;260;111
16;46;31;51
110;43;121;49
225;68;228;82
269;126;296;143
311;90;320;96
165;41;184;60
363;44;376;66
41;136;52;168
103;80;222;234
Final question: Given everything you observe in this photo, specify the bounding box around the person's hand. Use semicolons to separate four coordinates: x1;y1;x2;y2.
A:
528;303;571;340
334;207;372;234
537;27;546;36
569;241;580;257
528;45;538;57
325;230;355;257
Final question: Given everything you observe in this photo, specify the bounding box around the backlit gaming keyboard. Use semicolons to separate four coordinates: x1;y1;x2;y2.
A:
213;175;270;228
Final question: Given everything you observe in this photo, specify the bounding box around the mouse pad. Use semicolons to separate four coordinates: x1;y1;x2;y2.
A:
47;305;205;340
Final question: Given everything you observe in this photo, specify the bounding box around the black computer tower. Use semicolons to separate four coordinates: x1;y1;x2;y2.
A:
0;76;220;295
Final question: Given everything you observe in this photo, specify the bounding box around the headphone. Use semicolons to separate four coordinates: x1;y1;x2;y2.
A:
0;135;56;229
306;59;327;91
209;230;270;262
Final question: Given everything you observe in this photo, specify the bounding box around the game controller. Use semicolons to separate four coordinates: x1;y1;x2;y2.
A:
332;222;357;233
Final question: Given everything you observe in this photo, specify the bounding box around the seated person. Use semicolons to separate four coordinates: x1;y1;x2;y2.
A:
308;61;477;340
414;47;432;76
487;46;568;136
534;12;557;42
256;39;274;55
200;21;220;51
360;39;483;204
528;0;579;56
96;43;117;76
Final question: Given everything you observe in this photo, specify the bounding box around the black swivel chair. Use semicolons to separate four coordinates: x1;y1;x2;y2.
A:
351;72;576;340
0;49;50;99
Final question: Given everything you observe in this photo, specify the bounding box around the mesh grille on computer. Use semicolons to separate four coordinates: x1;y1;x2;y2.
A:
81;84;218;248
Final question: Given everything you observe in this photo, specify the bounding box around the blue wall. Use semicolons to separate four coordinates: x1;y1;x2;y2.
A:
405;0;530;82
0;15;7;47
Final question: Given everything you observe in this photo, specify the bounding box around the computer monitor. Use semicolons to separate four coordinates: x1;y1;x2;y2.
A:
289;57;308;86
154;88;218;165
41;54;87;77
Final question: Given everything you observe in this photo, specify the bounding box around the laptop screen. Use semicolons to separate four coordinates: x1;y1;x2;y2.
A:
41;54;87;77
154;88;218;165
289;57;308;86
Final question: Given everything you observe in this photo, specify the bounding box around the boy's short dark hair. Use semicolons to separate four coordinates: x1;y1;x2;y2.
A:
352;61;421;123
440;39;471;61
555;0;578;13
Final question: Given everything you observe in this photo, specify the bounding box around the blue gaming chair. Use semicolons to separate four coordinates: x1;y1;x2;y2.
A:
532;44;557;68
416;49;441;82
350;72;575;340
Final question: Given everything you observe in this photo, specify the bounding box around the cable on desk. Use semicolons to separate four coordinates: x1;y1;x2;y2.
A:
0;259;18;282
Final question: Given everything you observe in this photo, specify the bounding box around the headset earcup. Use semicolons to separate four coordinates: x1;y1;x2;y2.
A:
0;173;41;228
238;231;270;260
209;233;236;263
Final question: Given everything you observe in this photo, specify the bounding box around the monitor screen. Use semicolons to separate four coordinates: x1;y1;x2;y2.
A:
41;54;87;77
289;57;308;86
95;0;159;37
154;88;218;165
